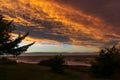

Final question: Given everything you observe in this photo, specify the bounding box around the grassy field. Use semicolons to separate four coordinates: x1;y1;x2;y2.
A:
0;64;111;80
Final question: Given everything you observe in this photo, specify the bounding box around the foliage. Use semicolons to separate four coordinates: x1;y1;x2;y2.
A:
39;55;66;73
0;16;14;44
0;64;112;80
0;57;17;65
0;15;35;56
91;45;120;77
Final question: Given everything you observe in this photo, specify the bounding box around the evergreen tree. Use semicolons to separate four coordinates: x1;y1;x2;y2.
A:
0;15;35;56
91;45;120;77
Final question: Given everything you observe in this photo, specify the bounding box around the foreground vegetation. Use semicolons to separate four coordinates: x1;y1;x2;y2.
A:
91;45;120;78
0;63;112;80
39;55;66;73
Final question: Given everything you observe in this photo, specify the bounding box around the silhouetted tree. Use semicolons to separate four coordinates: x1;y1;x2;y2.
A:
39;55;66;73
0;15;35;56
91;45;120;77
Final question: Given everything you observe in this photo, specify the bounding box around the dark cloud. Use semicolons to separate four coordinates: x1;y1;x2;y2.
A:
15;23;71;43
104;34;120;39
103;40;120;47
56;0;120;27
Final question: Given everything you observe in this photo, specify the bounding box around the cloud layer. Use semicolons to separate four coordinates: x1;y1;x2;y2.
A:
0;0;120;49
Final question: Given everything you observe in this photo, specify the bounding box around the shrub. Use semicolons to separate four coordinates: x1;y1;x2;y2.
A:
91;45;120;77
39;55;66;73
0;57;17;65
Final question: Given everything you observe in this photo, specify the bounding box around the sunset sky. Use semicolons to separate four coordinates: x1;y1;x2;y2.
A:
0;0;120;53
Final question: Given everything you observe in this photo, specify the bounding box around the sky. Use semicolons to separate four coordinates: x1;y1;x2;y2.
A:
0;0;120;53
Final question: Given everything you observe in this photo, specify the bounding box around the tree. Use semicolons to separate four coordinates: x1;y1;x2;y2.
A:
91;45;120;77
0;15;35;56
39;55;66;73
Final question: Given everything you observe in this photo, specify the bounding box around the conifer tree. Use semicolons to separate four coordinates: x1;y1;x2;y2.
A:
0;15;35;56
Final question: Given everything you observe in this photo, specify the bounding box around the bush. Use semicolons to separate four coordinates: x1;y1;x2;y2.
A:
0;57;17;65
91;45;120;77
39;55;66;73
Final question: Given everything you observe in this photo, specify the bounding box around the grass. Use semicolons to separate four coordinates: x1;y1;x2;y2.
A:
0;64;112;80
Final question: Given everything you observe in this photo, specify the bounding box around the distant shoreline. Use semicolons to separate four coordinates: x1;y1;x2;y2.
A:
0;52;99;57
20;52;99;56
